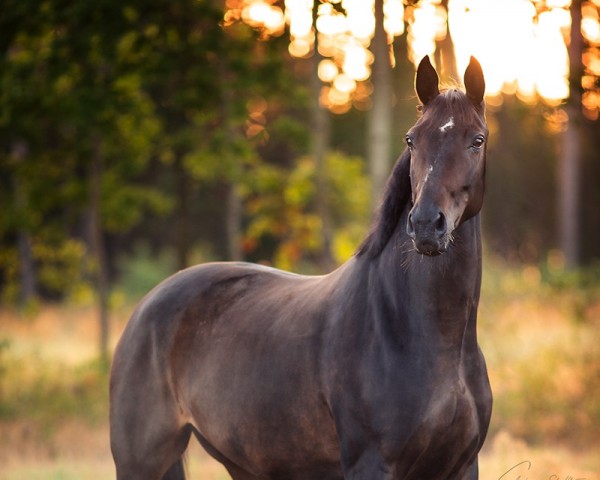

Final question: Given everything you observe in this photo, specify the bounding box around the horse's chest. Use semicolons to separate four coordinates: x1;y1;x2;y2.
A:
386;379;482;478
420;382;478;443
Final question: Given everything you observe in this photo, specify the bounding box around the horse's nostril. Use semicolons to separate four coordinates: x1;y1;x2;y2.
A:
407;213;415;238
435;212;446;235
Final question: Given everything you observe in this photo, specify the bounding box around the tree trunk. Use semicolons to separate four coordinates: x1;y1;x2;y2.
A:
226;182;243;261
17;230;35;305
90;135;110;362
368;0;393;210
174;153;191;269
436;0;459;84
559;0;583;269
219;57;244;262
12;141;37;305
311;14;334;271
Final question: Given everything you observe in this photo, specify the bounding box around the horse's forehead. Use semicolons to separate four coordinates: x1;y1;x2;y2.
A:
416;108;483;135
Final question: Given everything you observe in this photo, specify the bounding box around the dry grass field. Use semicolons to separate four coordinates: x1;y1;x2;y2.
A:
0;260;598;479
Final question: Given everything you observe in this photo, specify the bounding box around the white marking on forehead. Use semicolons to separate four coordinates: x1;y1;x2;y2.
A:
439;117;454;133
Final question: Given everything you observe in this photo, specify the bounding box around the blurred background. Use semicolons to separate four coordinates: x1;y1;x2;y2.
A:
0;0;599;478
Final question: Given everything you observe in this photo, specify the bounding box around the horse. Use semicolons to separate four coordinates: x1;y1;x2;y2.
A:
110;55;492;480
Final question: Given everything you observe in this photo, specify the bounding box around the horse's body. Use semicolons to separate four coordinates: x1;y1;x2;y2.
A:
110;57;492;480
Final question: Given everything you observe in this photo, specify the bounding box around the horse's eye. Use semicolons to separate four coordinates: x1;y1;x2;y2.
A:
471;135;485;149
405;136;414;149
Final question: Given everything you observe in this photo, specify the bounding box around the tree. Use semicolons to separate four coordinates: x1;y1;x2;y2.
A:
435;0;458;84
311;5;335;270
228;0;412;264
368;0;394;210
0;0;166;358
559;0;583;269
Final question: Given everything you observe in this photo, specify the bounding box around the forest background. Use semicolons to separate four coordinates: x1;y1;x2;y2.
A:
0;0;599;478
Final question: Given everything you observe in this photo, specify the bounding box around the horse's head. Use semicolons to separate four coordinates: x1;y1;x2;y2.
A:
406;56;487;256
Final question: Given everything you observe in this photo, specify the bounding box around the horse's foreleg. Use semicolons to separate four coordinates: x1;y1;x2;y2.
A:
463;457;479;480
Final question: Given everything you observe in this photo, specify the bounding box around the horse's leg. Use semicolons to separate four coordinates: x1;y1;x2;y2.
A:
110;358;191;479
111;402;191;480
462;457;479;480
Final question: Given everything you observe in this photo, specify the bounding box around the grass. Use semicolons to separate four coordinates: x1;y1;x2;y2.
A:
480;430;599;479
479;257;600;450
0;258;598;479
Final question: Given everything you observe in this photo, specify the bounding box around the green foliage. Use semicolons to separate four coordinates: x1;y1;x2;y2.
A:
33;238;89;297
0;0;299;302
244;151;370;271
101;180;172;233
0;0;181;303
115;244;177;299
325;151;371;264
0;238;90;304
1;0;595;310
0;247;19;303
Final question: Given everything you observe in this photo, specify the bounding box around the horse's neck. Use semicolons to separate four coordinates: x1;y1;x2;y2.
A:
364;211;482;356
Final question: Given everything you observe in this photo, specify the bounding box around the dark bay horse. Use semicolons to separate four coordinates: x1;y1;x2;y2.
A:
110;56;492;480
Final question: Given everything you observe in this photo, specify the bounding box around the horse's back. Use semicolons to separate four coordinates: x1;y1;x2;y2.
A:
115;262;310;346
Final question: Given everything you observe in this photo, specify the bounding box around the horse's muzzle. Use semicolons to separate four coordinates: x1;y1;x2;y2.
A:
407;207;448;256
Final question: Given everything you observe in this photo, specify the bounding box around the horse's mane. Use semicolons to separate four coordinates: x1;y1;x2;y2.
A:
355;147;411;258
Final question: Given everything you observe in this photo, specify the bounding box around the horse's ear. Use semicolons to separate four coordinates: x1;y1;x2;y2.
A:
464;56;485;105
415;56;439;106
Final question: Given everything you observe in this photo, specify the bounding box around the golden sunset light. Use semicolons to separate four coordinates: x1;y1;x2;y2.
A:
449;0;570;104
229;0;600;117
